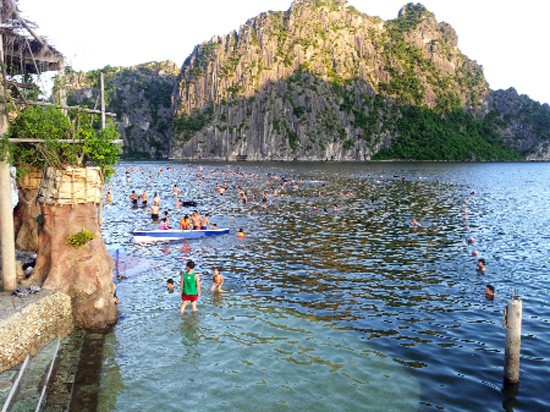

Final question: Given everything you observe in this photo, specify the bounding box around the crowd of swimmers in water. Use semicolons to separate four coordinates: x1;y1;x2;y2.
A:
109;164;498;311
113;164;355;237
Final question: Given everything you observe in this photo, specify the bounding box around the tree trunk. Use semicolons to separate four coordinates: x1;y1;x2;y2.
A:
13;187;40;252
29;202;117;329
24;166;116;329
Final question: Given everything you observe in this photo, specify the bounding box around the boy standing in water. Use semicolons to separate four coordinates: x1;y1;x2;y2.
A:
180;260;201;314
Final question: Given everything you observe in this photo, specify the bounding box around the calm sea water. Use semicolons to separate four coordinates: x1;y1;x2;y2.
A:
97;161;550;411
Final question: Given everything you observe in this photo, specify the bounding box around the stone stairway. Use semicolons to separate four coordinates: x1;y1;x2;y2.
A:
0;338;60;412
0;329;100;411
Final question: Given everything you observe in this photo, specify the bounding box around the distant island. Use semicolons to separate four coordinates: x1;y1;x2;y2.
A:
61;1;550;161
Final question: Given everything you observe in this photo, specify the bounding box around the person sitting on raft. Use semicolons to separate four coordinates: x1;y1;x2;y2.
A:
180;214;191;230
191;210;202;230
201;213;210;230
159;217;170;230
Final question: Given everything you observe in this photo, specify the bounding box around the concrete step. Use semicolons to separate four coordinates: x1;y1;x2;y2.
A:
0;356;29;412
1;338;60;412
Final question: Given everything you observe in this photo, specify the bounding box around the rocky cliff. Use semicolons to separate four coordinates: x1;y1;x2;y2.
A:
482;88;550;160
62;61;178;159
63;1;550;161
171;0;491;160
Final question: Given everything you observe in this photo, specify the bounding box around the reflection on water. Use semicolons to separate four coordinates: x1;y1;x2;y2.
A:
98;162;550;411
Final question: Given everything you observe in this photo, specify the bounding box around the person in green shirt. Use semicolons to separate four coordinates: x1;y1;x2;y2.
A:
180;260;201;314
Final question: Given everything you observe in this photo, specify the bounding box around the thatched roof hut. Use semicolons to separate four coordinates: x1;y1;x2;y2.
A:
1;0;65;76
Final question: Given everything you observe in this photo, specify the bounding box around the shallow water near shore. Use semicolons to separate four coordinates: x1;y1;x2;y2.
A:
96;161;550;411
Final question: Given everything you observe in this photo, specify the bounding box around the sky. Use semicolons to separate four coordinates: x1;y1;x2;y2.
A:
16;0;550;104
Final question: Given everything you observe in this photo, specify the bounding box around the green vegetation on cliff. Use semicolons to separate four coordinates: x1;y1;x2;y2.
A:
373;106;521;161
62;61;178;159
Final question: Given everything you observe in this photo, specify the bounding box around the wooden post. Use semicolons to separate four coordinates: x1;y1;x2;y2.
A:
504;293;522;384
98;72;105;226
100;72;106;130
0;161;17;291
0;8;18;291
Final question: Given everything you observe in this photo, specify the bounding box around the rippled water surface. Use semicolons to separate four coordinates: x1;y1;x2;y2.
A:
98;162;550;411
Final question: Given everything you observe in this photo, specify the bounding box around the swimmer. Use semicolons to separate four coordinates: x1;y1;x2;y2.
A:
485;284;495;300
201;213;210;230
153;192;161;206
211;267;228;293
191;210;202;230
150;204;160;222
237;228;246;238
173;184;181;197
411;217;422;227
129;190;138;207
476;258;486;274
166;278;175;293
180;214;191;230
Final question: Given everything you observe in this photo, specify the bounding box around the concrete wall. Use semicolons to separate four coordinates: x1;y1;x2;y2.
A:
0;291;74;373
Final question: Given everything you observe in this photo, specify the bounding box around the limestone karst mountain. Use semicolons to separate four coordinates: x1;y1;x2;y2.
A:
64;1;550;161
60;61;179;159
172;1;494;160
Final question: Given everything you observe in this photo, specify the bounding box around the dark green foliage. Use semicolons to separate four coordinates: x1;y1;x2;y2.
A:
174;106;213;141
379;71;425;105
287;129;298;150
343;139;355;150
391;3;434;32
4;105;121;178
373;106;522;161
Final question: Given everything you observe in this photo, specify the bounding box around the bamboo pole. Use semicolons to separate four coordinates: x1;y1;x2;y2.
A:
12;99;117;118
8;138;123;144
100;72;106;130
98;73;105;226
0;160;17;291
0;8;17;291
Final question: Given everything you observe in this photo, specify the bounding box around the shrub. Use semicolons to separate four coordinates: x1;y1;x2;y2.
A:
66;227;96;247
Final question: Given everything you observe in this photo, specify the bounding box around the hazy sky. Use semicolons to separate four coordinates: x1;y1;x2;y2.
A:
17;0;550;104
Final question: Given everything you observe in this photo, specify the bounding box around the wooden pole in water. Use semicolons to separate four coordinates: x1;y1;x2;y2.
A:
504;292;522;384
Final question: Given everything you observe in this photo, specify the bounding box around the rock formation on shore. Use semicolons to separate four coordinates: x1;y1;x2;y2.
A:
23;168;118;330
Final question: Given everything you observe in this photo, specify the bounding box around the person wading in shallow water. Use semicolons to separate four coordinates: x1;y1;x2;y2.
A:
211;267;228;293
180;260;201;314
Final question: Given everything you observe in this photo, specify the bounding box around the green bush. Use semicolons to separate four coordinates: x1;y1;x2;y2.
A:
66;227;96;247
3;105;121;179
